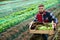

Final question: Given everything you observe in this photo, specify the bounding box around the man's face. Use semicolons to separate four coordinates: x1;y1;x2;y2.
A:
39;6;44;12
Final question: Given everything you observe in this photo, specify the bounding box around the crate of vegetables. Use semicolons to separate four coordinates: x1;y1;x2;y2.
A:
29;21;55;35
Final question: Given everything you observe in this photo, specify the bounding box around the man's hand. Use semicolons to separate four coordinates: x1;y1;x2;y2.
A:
53;23;57;28
29;21;34;29
53;23;57;30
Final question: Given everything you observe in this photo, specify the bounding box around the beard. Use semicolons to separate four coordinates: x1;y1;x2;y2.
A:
39;10;45;14
39;11;44;14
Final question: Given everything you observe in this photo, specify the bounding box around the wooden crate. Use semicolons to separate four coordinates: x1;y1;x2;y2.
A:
29;21;55;35
29;30;55;35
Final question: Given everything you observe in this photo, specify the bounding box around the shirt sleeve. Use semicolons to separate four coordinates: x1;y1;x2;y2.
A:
34;15;38;22
50;12;58;23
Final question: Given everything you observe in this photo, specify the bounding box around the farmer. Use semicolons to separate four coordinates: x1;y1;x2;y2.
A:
31;5;58;40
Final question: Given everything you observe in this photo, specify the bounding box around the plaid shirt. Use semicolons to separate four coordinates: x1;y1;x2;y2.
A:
34;11;58;23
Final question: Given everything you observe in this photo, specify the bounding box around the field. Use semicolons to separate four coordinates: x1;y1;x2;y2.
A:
0;0;60;40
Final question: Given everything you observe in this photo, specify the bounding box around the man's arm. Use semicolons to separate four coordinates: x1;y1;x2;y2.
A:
29;15;38;26
50;12;58;30
50;12;58;24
